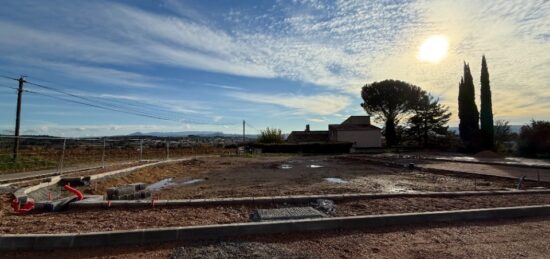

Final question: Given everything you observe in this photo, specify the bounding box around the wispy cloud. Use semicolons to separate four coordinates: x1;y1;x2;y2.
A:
1;0;549;135
229;92;351;115
202;83;244;91
306;118;327;123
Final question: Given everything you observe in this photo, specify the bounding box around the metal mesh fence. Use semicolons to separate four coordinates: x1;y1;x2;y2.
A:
0;136;235;175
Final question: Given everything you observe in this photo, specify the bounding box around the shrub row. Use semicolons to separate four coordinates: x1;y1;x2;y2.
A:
249;142;352;154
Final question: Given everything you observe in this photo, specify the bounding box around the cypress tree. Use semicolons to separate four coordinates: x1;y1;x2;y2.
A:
480;55;494;149
458;62;480;151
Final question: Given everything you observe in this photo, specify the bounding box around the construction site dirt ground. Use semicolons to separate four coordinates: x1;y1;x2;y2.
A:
2;154;550;257
32;154;550;201
5;217;550;258
1;193;550;234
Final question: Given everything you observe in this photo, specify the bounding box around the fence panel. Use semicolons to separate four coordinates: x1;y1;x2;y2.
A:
0;136;236;175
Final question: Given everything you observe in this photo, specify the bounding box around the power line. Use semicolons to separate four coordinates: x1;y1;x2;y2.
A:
25;80;178;120
4;74;240;126
245;121;261;133
25;79;229;124
24;87;238;126
0;75;19;81
0;84;19;91
24;89;175;121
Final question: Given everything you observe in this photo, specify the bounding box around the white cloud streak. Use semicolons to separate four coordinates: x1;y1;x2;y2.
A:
229;92;351;115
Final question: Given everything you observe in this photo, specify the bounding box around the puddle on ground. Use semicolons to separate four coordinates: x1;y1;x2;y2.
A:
436;156;478;161
279;164;293;169
324;177;348;184
308;164;323;168
146;178;206;191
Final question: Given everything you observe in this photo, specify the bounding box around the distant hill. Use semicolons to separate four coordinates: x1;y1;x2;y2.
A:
449;125;523;134
127;131;258;138
128;131;226;137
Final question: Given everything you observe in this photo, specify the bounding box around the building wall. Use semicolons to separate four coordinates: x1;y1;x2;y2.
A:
336;130;381;148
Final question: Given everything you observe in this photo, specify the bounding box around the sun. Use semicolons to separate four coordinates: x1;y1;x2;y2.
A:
417;35;449;64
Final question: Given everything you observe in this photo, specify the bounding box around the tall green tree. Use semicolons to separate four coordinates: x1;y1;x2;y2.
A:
518;120;550;157
480;55;494;150
458;62;480;151
361;80;426;147
407;95;452;147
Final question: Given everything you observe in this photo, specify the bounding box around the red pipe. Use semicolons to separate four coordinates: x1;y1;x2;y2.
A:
64;184;84;201
11;198;35;213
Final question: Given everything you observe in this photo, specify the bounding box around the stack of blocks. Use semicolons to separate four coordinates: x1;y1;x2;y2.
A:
106;183;151;200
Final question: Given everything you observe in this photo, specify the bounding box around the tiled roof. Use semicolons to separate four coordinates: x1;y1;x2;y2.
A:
286;131;329;143
341;116;371;125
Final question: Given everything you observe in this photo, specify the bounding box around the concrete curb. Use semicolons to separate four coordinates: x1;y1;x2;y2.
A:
422;157;550;170
1;205;549;251
11;156;217;205
67;189;550;209
346;156;550;182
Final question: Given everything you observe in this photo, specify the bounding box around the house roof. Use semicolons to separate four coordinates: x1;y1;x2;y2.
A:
341;116;371;125
330;124;380;131
286;130;329;143
330;116;380;131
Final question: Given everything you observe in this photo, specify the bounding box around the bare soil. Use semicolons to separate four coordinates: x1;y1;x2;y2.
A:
1;193;549;234
360;153;550;182
65;155;536;200
5;217;550;258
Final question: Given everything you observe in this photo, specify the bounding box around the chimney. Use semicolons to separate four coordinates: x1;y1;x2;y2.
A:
305;124;310;132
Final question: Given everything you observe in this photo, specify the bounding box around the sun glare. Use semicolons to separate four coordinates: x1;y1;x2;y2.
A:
417;35;449;64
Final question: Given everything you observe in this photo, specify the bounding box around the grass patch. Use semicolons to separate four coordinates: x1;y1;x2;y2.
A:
0;154;57;174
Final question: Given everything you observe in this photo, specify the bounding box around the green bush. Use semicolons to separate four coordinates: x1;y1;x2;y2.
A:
257;128;284;144
250;142;352;154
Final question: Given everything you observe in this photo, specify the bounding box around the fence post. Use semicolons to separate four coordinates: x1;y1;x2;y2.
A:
139;139;143;161
101;138;106;168
166;139;170;160
58;138;66;173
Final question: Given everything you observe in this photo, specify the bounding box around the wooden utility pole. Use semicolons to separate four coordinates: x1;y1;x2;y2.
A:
13;76;25;160
242;120;245;143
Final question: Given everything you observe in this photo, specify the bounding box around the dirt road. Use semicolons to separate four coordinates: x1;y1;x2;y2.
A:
6;217;550;258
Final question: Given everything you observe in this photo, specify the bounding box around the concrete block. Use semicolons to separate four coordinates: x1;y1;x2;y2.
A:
129;183;146;191
58;177;90;187
114;185;136;196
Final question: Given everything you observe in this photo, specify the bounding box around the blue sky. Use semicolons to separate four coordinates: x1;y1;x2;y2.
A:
1;0;549;137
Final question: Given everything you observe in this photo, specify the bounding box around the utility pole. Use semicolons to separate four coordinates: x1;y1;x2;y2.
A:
242;120;245;143
12;76;25;160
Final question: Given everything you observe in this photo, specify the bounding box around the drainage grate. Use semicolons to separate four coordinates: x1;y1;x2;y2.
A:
250;207;327;222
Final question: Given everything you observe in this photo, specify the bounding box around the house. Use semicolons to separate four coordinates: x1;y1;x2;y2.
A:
328;116;381;148
287;116;382;148
286;125;329;143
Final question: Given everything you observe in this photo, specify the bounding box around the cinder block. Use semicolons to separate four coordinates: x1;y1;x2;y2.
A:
129;183;146;191
114;185;135;196
106;187;117;200
138;190;151;199
58;177;89;187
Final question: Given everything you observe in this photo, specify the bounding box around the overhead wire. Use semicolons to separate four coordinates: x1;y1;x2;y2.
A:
23;88;174;121
1;73;240;126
